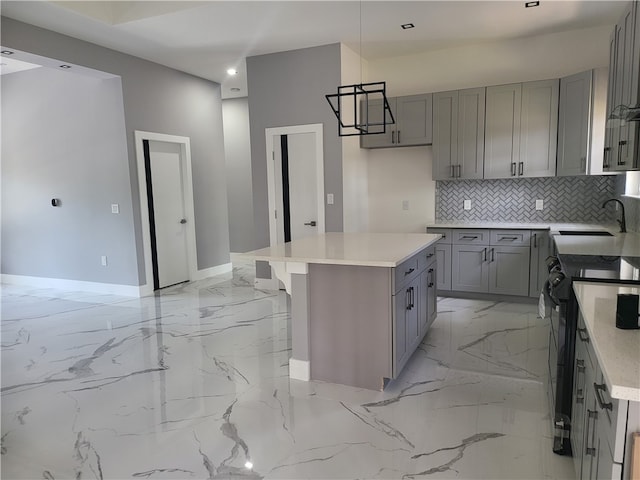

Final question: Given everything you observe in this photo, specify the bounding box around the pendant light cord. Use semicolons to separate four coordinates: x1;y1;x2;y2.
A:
359;0;363;85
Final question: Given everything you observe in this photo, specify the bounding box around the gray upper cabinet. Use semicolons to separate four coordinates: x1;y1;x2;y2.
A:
484;80;558;179
604;1;640;171
361;94;432;148
433;88;485;180
519;79;559;178
484;83;522;179
557;71;592;176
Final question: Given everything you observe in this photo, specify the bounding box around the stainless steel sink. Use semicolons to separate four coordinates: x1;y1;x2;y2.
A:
557;230;614;236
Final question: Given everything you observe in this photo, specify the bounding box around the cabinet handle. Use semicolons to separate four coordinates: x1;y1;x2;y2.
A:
581;157;586;172
397;130;401;144
483;247;487;262
618;140;626;165
460;235;479;240
426;252;434;258
392;130;396;144
594;383;613;411
577;328;590;343
533;233;537;248
405;267;415;276
406;287;411;310
491;248;495;262
518;162;524;176
450;165;455;178
603;147;611;169
498;236;519;241
511;162;516;176
585;409;598;456
428;268;434;287
456;164;461;178
410;286;415;309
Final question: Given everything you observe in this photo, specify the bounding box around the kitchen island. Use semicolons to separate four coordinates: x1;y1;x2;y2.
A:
242;232;442;390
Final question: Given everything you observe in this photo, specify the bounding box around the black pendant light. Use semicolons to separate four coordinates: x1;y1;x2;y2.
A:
325;1;395;137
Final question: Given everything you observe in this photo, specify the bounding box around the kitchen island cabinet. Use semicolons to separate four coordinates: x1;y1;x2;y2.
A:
570;282;640;480
242;233;441;390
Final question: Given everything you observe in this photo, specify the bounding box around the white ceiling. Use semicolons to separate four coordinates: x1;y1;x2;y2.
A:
1;0;627;98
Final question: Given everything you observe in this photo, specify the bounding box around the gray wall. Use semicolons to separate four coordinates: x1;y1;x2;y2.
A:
222;98;255;253
247;44;343;277
2;67;137;283
1;17;230;286
435;176;619;223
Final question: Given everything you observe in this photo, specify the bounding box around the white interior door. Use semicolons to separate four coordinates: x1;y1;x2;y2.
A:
285;132;318;240
148;140;190;288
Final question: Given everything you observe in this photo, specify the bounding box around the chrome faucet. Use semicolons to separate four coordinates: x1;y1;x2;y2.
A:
602;198;627;233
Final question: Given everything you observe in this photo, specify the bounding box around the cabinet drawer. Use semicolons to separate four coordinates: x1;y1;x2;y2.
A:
417;245;437;272
594;368;628;464
490;230;531;246
426;228;452;244
395;255;420;292
452;229;489;245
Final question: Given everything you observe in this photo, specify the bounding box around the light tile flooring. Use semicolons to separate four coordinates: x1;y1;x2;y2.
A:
1;258;576;479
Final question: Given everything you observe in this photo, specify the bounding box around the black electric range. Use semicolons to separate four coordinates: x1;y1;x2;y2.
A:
544;253;640;455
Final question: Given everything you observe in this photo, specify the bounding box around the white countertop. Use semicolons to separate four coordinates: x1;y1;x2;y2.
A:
554;233;640;257
427;221;616;232
573;281;640;402
240;233;441;268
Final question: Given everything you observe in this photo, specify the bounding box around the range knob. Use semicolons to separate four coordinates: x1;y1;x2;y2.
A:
549;271;566;287
545;255;561;273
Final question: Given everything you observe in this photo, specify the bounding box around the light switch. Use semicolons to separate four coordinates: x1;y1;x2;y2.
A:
535;199;544;211
402;200;409;211
327;193;334;205
463;200;471;210
111;204;119;214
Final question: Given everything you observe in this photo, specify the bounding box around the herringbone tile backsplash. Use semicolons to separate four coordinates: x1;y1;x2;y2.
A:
436;176;618;223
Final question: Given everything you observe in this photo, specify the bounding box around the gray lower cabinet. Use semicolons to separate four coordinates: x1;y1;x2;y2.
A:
452;244;489;292
487;246;530;296
571;312;630;480
392;245;437;377
529;230;551;297
435;243;452;291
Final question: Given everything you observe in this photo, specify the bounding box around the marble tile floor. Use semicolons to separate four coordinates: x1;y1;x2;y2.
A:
1;258;576;479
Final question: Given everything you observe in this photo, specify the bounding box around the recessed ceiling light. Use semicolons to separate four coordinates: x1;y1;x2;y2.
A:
525;1;540;7
2;50;14;55
60;64;72;69
227;68;237;75
401;23;415;30
230;87;241;92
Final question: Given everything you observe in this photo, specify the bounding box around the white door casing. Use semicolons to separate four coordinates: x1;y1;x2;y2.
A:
135;131;197;295
265;124;325;249
148;141;190;288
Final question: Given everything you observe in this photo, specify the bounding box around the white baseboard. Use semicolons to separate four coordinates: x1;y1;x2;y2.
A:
289;358;310;382
192;262;232;281
1;274;143;297
254;277;280;291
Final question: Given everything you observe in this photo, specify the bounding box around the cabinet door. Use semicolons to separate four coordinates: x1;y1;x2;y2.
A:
617;3;639;170
426;263;437;330
557;71;592;177
519;79;559;178
394;279;419;375
397;94;433;146
488;246;530;296
435;243;452;291
458;87;486;179
360;98;396;148
571;338;588;479
452;245;489;293
529;230;550;297
432;91;458;180
484;83;522;179
604;28;619;172
419;268;429;337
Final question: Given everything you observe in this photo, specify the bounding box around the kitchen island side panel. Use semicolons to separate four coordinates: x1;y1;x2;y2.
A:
308;264;392;391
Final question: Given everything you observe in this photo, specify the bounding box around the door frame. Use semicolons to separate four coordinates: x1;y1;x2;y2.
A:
265;124;325;248
134;130;197;295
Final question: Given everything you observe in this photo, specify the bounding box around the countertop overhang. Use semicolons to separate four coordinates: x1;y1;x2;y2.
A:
573;281;640;402
240;232;442;268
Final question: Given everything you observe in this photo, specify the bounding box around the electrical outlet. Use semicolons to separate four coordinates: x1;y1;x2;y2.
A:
327;193;334;205
463;200;471;210
101;256;108;266
111;204;119;214
402;200;409;211
535;199;544;210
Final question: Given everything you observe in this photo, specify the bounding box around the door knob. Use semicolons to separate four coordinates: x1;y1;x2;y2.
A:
304;221;317;227
179;218;187;224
